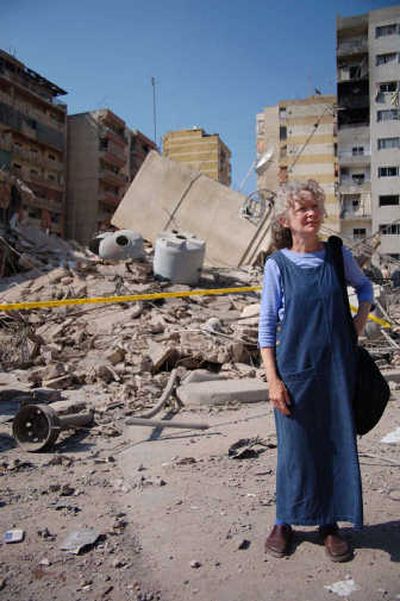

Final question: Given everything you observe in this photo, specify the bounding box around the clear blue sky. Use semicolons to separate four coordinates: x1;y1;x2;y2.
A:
1;0;398;193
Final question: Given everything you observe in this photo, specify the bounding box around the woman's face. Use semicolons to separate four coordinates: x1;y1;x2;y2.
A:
281;190;323;237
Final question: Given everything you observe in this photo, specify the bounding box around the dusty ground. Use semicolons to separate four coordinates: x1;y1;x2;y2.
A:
1;386;399;601
0;244;399;601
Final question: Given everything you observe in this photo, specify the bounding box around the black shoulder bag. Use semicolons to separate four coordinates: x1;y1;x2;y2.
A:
328;236;390;436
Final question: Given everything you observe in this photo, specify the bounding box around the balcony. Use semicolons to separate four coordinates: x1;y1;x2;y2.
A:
26;172;64;191
337;38;368;57
28;195;63;213
339;178;370;194
10;145;63;171
99;167;127;188
103;127;128;148
99;148;126;169
0;66;67;113
99;191;121;207
340;207;371;220
338;149;371;166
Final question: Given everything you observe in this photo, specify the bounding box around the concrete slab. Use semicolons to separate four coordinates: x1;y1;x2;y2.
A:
176;377;268;406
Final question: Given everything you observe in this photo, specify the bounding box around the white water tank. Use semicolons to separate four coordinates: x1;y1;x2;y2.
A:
153;232;206;285
90;230;144;260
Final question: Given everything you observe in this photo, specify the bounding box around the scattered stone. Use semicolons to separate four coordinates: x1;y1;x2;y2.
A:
60;528;101;554
190;560;202;568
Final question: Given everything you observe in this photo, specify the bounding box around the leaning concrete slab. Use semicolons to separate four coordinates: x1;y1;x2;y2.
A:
176;378;268;407
111;152;270;267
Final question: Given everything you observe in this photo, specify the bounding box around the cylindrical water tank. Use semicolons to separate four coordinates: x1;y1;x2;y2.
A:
90;230;144;260
153;232;206;285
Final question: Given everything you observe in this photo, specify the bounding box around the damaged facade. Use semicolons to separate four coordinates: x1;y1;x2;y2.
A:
0;49;67;235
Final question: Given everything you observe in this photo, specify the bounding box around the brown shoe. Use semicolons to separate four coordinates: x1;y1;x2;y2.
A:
264;524;292;557
319;526;353;562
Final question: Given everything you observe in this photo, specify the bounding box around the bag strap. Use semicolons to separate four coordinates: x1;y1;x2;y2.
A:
327;235;357;344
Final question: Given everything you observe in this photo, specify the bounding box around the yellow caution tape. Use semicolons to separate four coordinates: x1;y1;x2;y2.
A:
0;286;391;328
0;286;258;312
349;304;391;329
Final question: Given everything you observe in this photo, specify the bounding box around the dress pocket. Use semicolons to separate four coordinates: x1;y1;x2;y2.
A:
280;365;316;382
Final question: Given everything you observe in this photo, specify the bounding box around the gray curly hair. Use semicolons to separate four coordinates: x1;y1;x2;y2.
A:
271;179;326;249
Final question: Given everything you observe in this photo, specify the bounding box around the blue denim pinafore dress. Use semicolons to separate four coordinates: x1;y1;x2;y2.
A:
271;245;363;527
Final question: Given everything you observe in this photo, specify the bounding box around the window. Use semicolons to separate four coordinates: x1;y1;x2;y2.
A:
353;228;366;240
279;126;287;141
376;52;398;66
379;81;397;93
48;154;56;161
377;109;400;121
376;24;398;37
379;195;399;206
378;137;400;150
352;173;365;185
378;166;399;177
99;138;108;151
25;118;37;130
352;146;364;156
379;223;400;235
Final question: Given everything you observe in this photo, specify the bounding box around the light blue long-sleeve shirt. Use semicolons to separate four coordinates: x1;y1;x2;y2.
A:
258;245;374;348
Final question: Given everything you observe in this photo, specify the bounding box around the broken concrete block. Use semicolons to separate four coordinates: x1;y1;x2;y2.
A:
49;399;89;415
42;374;73;390
28;363;66;385
147;315;166;334
182;370;227;385
240;303;260;325
229;341;250;364
147;340;178;372
176;378;268;407
105;348;126;366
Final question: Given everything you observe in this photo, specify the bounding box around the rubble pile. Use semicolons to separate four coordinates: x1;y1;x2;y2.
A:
0;246;268;429
0;222;90;278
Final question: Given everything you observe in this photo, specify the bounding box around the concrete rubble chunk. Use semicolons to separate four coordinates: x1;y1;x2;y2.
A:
147;340;178;373
42;375;73;390
176;378;268;407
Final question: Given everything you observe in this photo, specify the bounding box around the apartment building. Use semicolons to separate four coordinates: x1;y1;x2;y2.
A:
256;95;339;232
163;128;231;186
66;109;131;245
337;5;400;258
129;129;157;181
0;50;67;235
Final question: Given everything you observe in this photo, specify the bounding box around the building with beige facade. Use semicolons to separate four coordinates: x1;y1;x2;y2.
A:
337;5;400;259
256;95;339;232
163;128;231;186
0;49;67;235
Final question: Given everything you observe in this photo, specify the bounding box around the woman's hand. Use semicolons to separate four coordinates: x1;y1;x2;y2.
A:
268;378;291;416
353;301;372;338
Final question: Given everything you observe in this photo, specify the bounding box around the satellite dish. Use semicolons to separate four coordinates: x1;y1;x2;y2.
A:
255;148;274;174
240;188;276;225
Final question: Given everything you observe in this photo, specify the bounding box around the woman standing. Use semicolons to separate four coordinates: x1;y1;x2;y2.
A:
258;180;373;562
